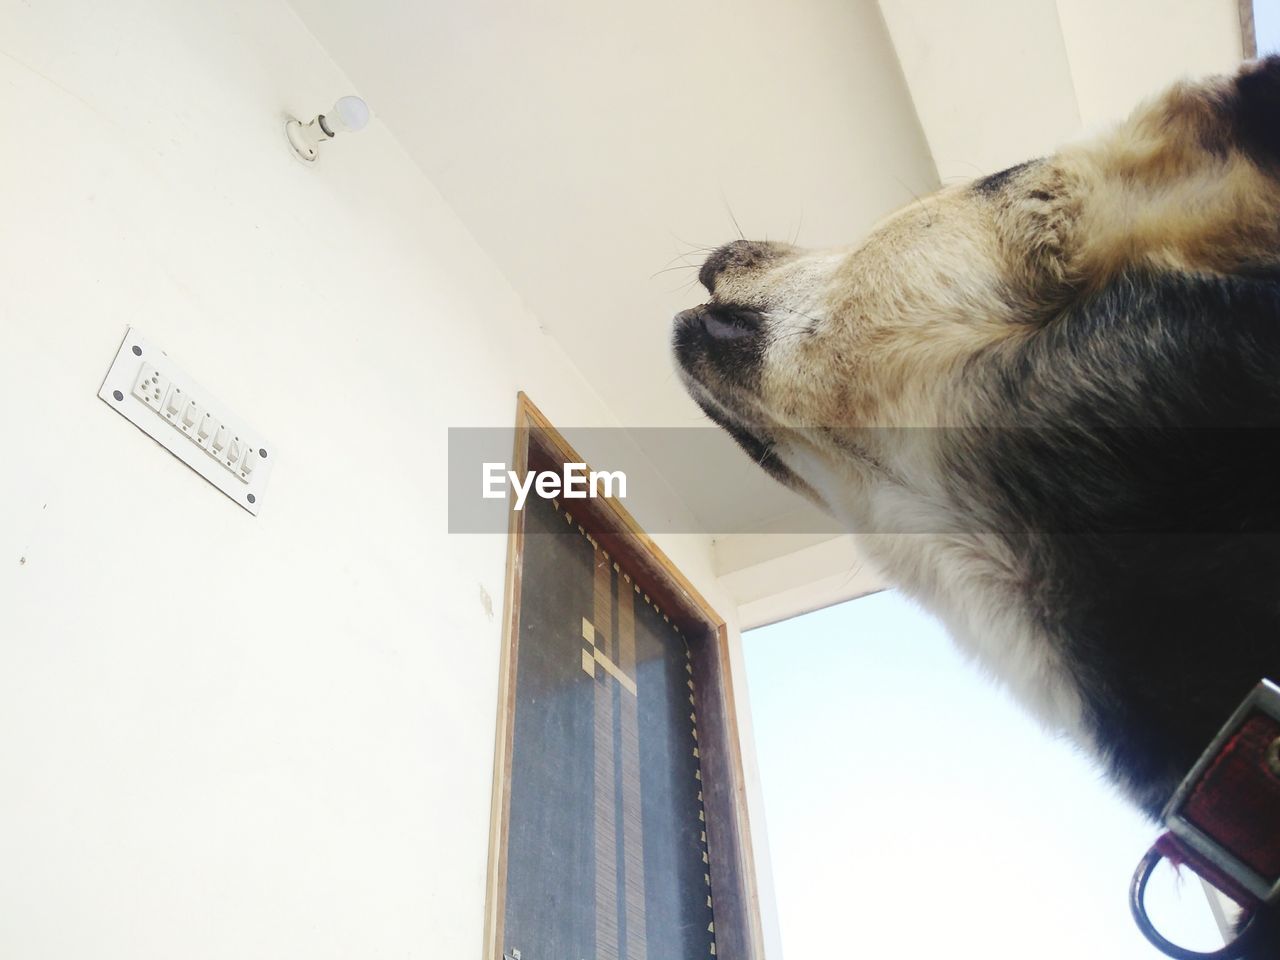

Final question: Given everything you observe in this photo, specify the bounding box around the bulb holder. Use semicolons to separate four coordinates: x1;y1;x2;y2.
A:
285;96;371;164
285;116;328;163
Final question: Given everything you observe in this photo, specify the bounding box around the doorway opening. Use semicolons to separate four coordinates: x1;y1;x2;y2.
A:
745;591;1228;958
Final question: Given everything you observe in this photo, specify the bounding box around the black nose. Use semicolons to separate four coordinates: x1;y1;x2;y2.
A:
699;240;752;293
698;239;789;294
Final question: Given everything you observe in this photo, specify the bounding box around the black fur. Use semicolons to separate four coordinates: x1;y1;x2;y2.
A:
951;271;1280;956
1234;56;1280;170
956;273;1280;802
671;304;767;398
973;159;1037;196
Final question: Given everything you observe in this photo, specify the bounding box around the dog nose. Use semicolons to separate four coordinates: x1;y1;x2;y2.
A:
698;239;791;294
698;240;756;293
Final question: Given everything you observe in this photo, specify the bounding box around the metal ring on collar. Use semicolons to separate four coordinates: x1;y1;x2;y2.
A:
1130;845;1262;960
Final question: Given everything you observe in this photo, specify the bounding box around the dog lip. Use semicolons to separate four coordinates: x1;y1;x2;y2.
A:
674;304;763;342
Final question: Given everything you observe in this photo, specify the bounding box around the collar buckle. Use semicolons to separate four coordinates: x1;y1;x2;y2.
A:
1161;679;1280;907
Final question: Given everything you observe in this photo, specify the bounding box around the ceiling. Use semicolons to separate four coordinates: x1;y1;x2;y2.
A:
287;0;937;537
288;0;1245;602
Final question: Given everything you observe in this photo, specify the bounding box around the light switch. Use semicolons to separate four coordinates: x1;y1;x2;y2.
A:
180;399;202;434
99;329;274;514
163;386;185;422
197;412;217;447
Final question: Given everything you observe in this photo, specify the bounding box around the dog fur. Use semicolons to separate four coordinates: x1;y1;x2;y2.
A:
674;57;1280;954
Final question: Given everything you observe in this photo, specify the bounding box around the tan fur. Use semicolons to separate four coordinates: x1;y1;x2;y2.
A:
710;63;1280;443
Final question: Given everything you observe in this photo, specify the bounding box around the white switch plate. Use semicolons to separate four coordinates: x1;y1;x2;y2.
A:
99;328;274;515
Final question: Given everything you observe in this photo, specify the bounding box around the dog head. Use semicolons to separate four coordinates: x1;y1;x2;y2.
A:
673;58;1280;520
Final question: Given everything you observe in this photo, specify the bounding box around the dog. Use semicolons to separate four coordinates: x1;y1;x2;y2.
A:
674;57;1280;956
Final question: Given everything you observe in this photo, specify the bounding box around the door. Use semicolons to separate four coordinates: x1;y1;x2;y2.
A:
502;491;713;959
484;395;763;960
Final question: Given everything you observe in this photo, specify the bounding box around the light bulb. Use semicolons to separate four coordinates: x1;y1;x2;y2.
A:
325;96;371;134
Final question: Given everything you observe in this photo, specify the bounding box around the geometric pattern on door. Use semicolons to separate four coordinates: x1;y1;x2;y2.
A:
501;493;718;959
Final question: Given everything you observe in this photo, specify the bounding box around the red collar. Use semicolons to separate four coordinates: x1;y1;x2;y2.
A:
1131;680;1280;958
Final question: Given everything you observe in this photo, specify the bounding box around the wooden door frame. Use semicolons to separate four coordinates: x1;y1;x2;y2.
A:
481;392;766;960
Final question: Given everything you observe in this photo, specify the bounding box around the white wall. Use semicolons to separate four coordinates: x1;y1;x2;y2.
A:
0;2;779;956
1056;0;1243;132
878;0;1244;184
877;0;1082;183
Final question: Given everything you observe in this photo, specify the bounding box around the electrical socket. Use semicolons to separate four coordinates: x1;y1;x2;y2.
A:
99;329;274;515
131;364;170;413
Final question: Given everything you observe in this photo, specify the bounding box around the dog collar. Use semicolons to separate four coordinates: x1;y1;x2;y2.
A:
1130;679;1280;959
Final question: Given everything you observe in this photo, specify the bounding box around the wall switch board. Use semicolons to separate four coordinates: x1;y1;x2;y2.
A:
99;328;274;515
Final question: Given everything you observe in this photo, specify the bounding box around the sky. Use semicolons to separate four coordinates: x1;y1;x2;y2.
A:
744;591;1226;958
1259;0;1280;54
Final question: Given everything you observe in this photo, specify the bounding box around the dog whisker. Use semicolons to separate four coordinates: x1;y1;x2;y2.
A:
649;262;700;281
789;207;805;246
720;191;746;242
